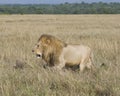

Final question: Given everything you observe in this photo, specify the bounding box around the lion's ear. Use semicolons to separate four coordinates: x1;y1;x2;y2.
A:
45;39;51;45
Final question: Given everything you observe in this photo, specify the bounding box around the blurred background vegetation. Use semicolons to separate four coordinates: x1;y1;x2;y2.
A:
0;2;120;14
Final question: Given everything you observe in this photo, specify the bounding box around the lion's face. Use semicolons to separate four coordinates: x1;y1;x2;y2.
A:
32;36;51;58
32;42;43;58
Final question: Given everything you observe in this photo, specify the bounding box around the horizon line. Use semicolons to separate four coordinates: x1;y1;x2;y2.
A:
0;1;120;5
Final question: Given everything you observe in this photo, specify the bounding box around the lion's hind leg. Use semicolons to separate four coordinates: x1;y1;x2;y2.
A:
79;58;86;72
80;56;92;72
86;52;95;71
80;63;86;72
86;59;93;69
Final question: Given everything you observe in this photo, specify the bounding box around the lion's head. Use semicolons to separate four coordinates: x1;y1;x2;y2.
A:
32;34;67;66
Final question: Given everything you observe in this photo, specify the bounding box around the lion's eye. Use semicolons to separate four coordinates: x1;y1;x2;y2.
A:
37;45;39;47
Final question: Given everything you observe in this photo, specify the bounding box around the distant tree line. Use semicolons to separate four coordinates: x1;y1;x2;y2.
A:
0;2;120;14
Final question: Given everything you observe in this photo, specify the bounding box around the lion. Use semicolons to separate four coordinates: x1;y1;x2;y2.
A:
32;34;94;72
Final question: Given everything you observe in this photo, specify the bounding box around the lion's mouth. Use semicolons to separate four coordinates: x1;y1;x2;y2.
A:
36;54;42;58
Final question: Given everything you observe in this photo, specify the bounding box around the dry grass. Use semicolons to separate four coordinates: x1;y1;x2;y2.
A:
0;15;120;96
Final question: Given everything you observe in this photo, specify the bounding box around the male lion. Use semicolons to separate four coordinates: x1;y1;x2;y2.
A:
32;34;94;72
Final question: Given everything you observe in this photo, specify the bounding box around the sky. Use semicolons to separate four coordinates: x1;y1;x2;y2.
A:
0;0;120;4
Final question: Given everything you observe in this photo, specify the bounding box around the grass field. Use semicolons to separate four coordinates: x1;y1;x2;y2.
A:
0;15;120;96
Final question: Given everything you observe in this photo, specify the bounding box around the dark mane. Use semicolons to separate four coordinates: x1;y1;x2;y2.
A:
39;34;67;47
37;34;67;66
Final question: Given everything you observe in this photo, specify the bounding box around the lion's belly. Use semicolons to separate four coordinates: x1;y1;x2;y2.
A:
65;57;81;65
65;53;82;65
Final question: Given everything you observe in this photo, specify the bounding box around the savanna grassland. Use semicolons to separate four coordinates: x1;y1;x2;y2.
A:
0;15;120;96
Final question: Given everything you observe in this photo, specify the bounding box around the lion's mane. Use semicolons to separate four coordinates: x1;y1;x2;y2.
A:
38;34;67;66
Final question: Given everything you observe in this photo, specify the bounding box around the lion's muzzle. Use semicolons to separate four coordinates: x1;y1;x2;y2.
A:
32;49;42;58
36;53;42;58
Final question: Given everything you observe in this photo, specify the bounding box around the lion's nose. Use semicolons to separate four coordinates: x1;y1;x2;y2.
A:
32;50;34;52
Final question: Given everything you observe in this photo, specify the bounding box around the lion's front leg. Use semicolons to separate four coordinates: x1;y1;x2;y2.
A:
53;55;65;71
54;62;65;70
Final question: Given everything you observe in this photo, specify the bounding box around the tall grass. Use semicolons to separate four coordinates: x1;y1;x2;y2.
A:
0;15;120;96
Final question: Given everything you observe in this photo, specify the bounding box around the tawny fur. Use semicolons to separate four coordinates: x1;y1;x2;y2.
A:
32;34;94;71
